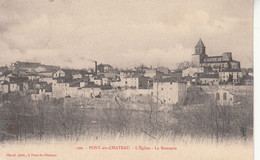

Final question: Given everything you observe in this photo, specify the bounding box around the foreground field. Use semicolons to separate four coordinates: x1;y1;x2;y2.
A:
0;136;254;160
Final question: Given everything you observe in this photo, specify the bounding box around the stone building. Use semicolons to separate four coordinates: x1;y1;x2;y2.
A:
153;78;187;105
191;39;240;70
219;69;243;83
215;89;234;106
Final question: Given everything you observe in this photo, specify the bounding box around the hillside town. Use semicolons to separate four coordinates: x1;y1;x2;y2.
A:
0;39;253;108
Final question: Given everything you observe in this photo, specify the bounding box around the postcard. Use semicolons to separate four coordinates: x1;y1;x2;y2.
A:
0;0;254;159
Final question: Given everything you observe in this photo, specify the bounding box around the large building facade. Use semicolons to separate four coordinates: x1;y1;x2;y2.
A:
191;39;240;70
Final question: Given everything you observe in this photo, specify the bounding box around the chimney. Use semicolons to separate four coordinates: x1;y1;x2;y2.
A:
95;61;97;76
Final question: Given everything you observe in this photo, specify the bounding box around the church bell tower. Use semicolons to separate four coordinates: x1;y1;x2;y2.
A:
195;38;206;54
192;38;207;67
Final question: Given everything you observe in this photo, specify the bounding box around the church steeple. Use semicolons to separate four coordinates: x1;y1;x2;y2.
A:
195;38;206;54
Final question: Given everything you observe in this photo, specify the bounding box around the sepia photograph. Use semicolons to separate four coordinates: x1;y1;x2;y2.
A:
0;0;255;159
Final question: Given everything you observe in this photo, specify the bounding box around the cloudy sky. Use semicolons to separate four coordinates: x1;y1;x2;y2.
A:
0;0;253;69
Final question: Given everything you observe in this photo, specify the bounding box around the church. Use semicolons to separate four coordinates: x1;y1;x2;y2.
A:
191;39;241;70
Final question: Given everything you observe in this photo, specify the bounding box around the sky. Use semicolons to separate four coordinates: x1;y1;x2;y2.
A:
0;0;253;69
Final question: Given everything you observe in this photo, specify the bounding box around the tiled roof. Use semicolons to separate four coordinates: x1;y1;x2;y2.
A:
69;79;83;87
154;77;185;83
195;38;205;48
199;74;219;79
205;56;223;59
219;69;242;72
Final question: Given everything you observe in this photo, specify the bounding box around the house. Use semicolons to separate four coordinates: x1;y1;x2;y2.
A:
9;82;28;92
72;73;83;79
89;76;102;86
153;78;187;105
32;81;48;90
138;76;151;89
53;69;81;79
78;85;102;98
53;69;69;78
8;76;29;92
120;70;139;80
27;73;40;81
121;75;150;89
157;66;170;75
0;75;10;82
97;64;113;73
198;74;219;85
215;89;235;106
53;69;92;81
38;71;54;77
102;77;111;85
39;76;53;84
0;81;9;93
182;67;204;77
52;78;90;98
31;85;52;101
144;69;163;78
100;72;117;80
10;83;20;92
52;78;72;98
121;75;139;89
67;84;80;97
219;69;242;83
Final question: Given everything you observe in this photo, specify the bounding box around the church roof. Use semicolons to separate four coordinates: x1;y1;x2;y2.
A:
195;39;205;48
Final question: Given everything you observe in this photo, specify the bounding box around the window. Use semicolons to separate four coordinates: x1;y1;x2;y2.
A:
216;93;220;100
223;93;227;100
125;81;127;84
161;88;163;90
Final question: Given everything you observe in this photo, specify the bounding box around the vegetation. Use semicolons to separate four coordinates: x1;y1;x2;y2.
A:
0;92;253;143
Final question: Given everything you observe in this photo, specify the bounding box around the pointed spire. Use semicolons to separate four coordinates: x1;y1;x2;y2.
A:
195;38;205;48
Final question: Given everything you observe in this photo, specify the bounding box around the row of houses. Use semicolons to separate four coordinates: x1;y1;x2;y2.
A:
0;56;254;106
0;64;189;106
182;67;246;84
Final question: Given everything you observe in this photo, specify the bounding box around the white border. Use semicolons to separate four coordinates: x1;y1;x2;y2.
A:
254;0;259;159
